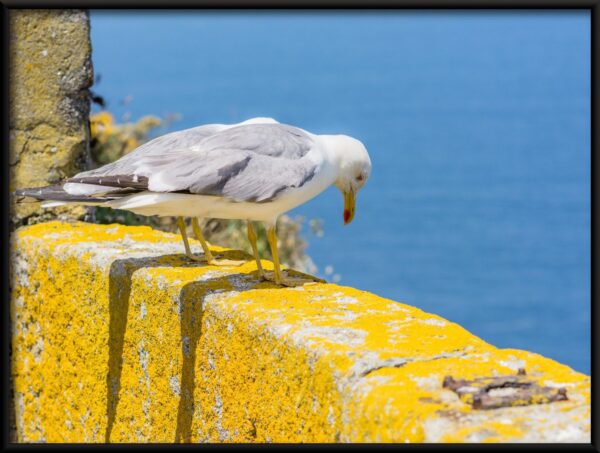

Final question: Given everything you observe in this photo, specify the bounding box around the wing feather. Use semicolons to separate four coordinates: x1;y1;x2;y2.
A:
65;122;320;203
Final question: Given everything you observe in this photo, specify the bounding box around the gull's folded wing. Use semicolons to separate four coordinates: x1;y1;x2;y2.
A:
66;123;321;203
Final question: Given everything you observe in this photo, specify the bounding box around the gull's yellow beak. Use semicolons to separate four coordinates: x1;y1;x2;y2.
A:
343;189;356;225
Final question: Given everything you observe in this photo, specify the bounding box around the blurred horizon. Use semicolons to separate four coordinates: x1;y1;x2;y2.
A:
90;11;590;373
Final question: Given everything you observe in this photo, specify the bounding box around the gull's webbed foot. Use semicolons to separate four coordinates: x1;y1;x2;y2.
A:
207;256;247;267
183;252;246;266
261;271;325;287
190;218;247;266
184;252;209;263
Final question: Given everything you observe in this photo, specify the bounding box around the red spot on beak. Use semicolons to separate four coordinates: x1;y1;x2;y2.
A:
344;209;351;223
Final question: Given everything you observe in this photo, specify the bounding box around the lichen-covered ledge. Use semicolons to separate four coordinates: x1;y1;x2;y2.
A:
10;221;590;443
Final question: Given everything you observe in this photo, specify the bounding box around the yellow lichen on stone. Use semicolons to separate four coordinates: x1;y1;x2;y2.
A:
10;10;93;227
10;222;591;443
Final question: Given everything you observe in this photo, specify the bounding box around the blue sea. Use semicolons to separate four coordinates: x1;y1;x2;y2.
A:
90;11;590;374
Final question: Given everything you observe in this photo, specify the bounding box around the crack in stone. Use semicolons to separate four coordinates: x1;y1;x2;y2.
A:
359;350;470;378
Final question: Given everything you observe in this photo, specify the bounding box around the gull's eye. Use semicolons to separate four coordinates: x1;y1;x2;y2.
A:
356;174;364;182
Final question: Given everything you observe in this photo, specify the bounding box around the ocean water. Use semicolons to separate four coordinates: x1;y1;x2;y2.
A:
90;11;590;373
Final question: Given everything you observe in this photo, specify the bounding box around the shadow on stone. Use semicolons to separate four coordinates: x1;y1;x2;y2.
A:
104;253;213;442
174;282;208;443
103;249;314;442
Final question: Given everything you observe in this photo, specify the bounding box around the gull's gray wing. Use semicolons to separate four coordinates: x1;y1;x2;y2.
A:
68;123;321;203
82;123;228;178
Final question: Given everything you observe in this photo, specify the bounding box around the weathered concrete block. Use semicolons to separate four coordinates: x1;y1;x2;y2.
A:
10;222;590;443
9;10;93;228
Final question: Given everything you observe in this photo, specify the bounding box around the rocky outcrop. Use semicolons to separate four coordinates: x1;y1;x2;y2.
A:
9;10;93;228
10;222;590;443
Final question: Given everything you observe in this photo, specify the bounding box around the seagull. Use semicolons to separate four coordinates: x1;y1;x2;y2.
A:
16;117;372;286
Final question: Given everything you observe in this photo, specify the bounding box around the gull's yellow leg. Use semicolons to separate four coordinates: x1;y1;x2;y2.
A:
191;217;245;266
266;224;283;285
265;222;325;287
191;218;215;263
177;216;203;262
247;221;265;278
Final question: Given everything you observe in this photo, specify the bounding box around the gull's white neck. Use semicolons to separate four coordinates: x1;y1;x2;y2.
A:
314;134;347;171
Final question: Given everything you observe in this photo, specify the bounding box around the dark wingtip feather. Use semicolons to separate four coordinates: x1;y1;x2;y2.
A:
15;185;61;199
67;174;149;190
14;184;110;203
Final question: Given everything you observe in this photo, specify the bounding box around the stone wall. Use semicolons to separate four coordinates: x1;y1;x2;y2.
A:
9;10;93;229
10;222;591;443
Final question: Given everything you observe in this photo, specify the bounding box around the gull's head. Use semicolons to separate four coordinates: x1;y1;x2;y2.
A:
324;134;371;225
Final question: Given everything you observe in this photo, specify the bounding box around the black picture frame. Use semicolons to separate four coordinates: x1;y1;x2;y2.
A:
1;2;596;449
